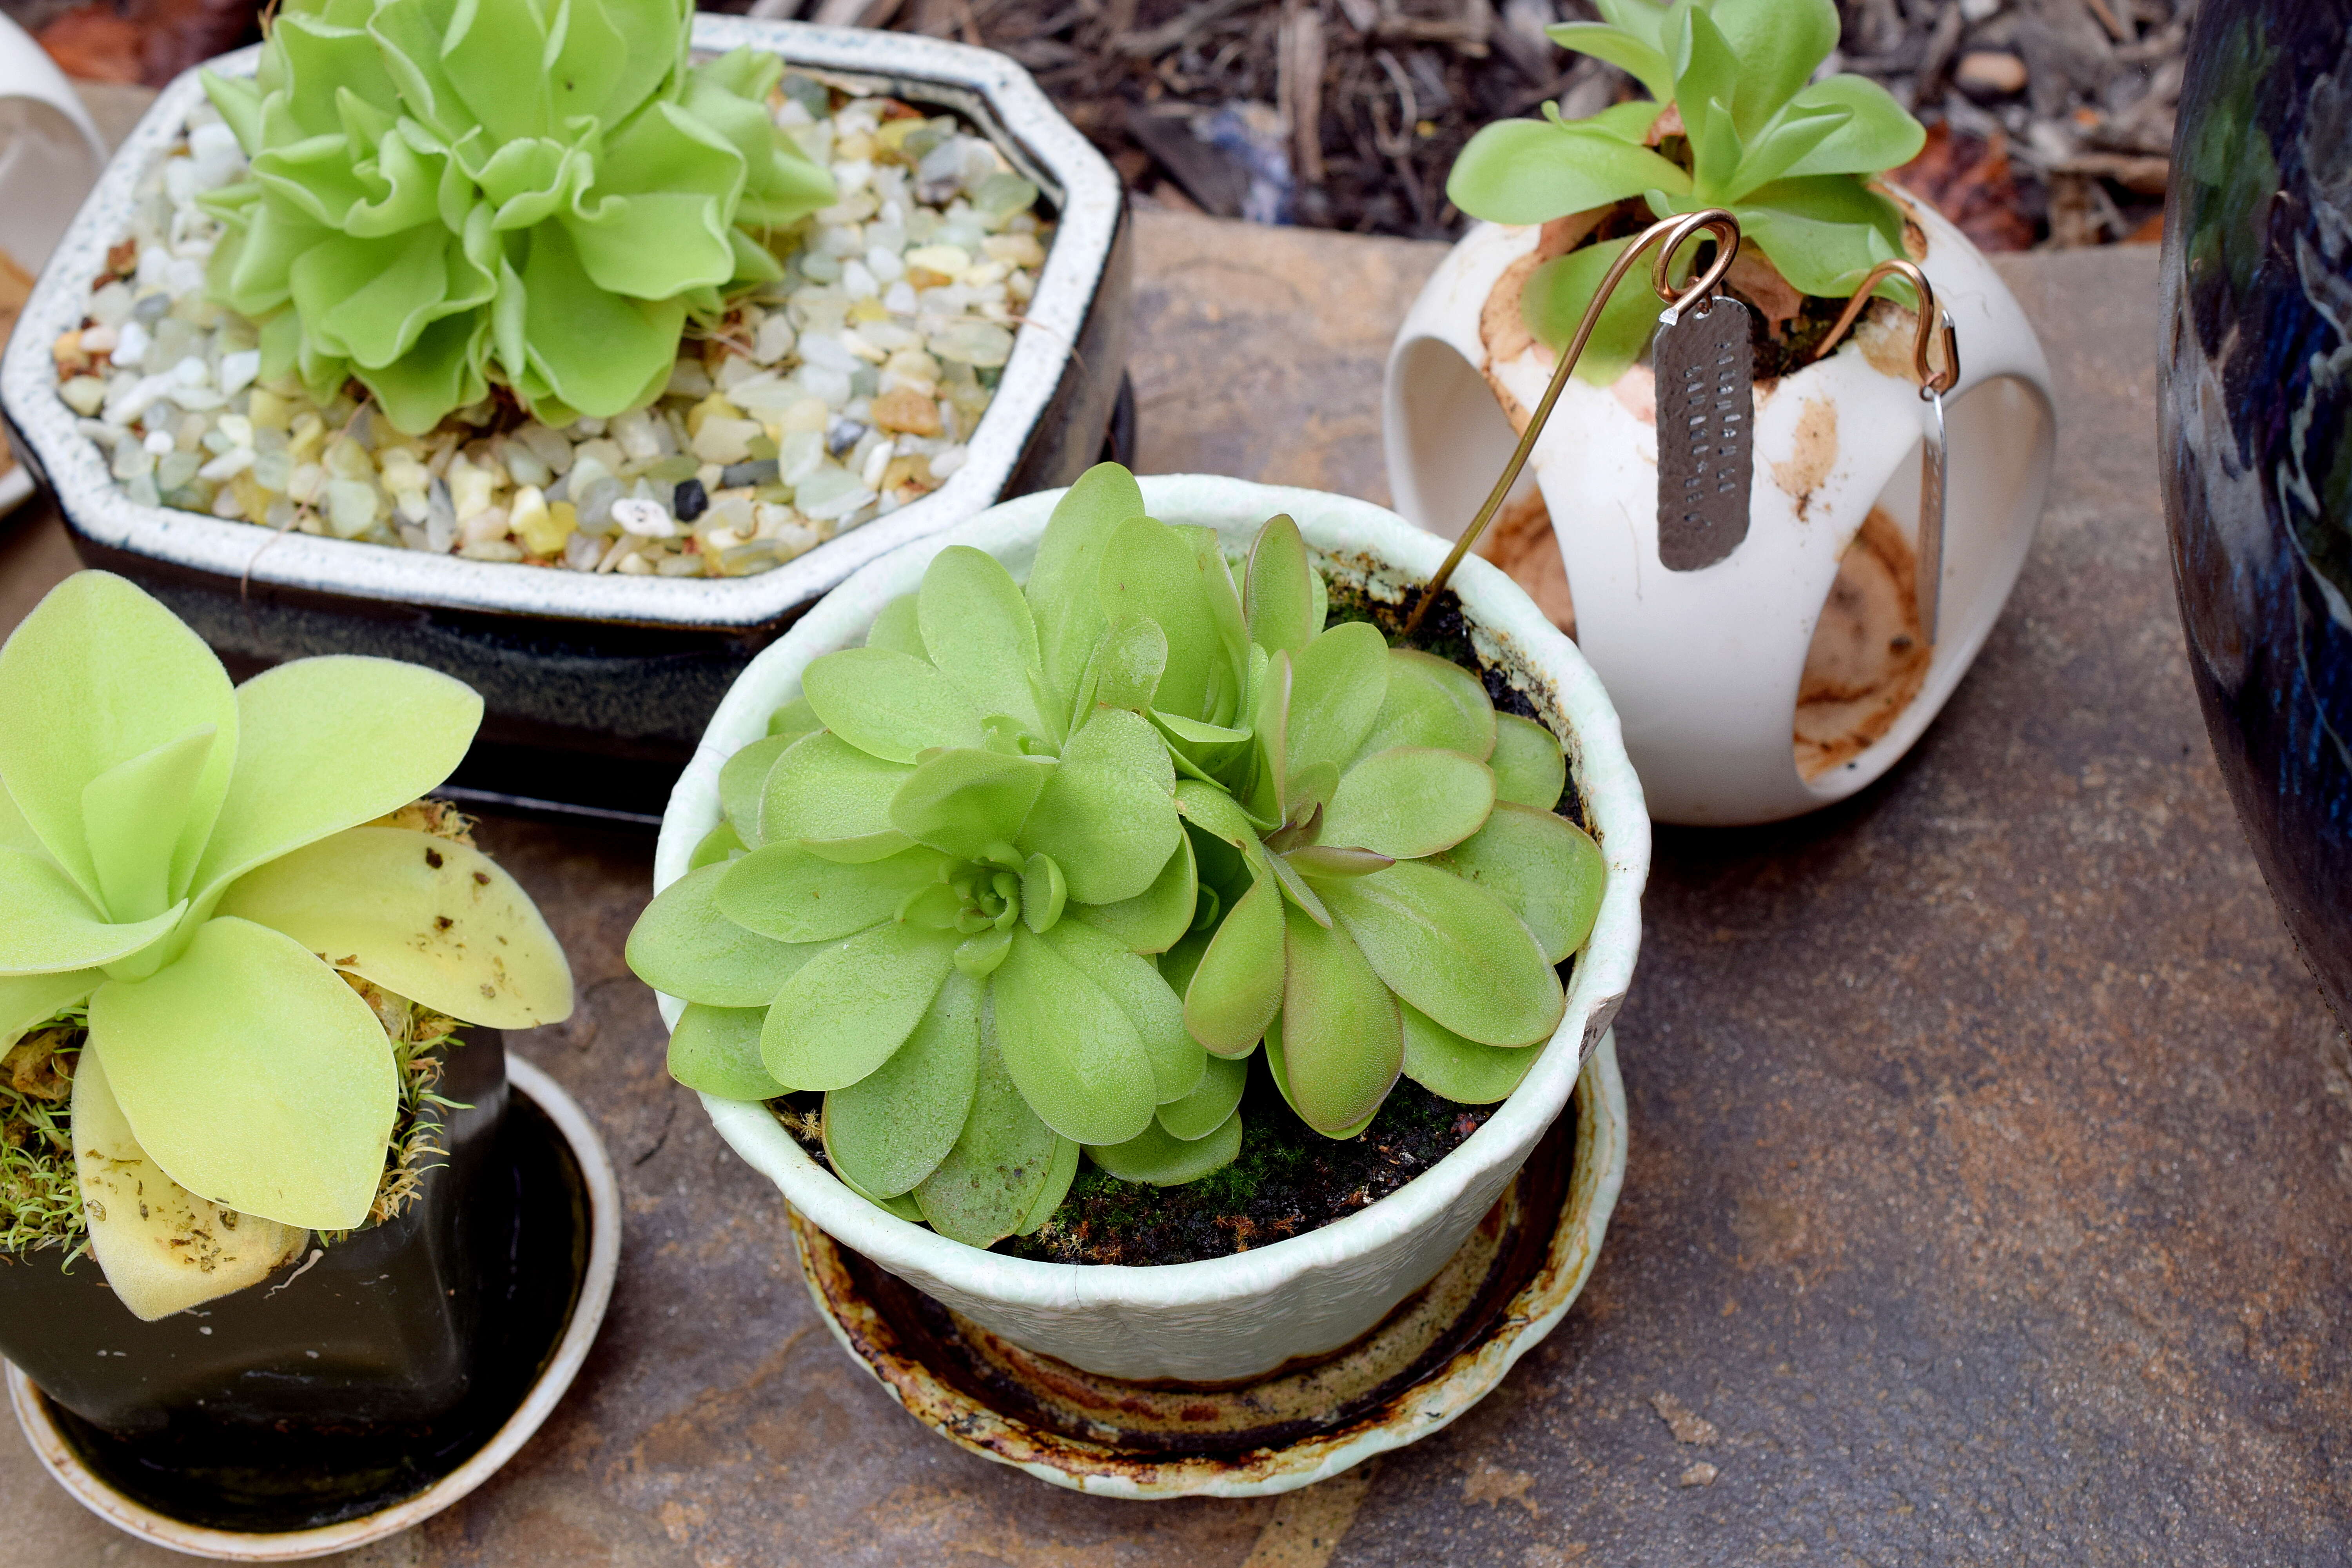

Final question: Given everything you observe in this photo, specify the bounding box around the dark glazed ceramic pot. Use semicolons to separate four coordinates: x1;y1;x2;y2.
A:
0;1032;508;1437
2161;0;2352;1023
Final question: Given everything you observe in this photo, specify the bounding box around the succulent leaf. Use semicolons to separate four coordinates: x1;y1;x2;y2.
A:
1016;1134;1081;1236
628;859;829;1007
760;731;917;862
800;648;986;764
1320;747;1495;860
72;1049;308;1323
913;1017;1059;1247
1400;1002;1544;1105
1318;862;1564;1049
1243;513;1318;658
0;571;237;911
668;1002;788;1100
918;546;1052;742
1488;713;1569;810
1284;621;1390;780
760;919;956;1091
1356;648;1497;762
1276;900;1403;1136
1042;916;1205;1105
0;851;181;976
1155;1047;1249;1140
1181;873;1285;1055
717;731;795;847
90;916;397;1229
216;826;575;1027
1076;832;1197;954
1097;517;1232;724
990;928;1158;1146
824;970;982;1197
866;594;929;659
1017;708;1180;905
1027;463;1147;728
1263;1016;1383;1141
192;656;481;904
720;840;953;949
1086;1108;1243;1185
0;970;100;1054
886;749;1051;861
1440;802;1606;965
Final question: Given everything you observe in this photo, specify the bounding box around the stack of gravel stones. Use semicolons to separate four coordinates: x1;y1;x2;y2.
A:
49;78;1053;579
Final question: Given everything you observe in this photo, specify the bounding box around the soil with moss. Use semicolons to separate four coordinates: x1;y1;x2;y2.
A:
774;592;1584;1266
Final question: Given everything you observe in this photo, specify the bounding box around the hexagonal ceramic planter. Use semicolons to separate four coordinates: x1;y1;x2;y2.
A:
1383;192;2055;825
0;18;1129;821
652;473;1650;1384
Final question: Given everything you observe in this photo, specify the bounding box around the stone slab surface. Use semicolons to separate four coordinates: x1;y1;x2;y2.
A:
5;210;2343;1566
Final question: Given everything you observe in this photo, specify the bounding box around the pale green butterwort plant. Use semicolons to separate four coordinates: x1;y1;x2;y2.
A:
200;0;836;434
631;464;1609;1247
1446;0;1927;383
0;572;574;1317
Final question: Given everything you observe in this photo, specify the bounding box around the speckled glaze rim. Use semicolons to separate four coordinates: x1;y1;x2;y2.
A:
656;474;1649;1342
3;1058;621;1563
791;1031;1627;1499
0;18;1123;631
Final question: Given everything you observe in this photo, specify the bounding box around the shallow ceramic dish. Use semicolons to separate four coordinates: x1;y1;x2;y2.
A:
655;473;1649;1383
5;1058;620;1561
0;18;1130;820
796;1032;1625;1496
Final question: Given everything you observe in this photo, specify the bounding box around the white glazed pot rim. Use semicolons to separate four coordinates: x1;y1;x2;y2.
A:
0;17;1124;632
657;473;1650;1316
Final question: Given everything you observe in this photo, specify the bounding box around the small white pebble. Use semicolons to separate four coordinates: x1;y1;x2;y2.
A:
197;448;253;481
59;376;106;416
112;319;152;367
143;429;174;457
217;349;260;396
612;497;677;538
754;314;797;365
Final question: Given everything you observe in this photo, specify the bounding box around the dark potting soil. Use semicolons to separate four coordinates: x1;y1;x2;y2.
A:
776;594;1584;1267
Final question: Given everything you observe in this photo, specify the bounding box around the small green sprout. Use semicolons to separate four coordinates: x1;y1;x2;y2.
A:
198;0;836;434
0;572;575;1318
1446;0;1927;383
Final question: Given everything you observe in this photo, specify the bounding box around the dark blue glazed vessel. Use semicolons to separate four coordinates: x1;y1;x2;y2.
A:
2160;0;2352;1021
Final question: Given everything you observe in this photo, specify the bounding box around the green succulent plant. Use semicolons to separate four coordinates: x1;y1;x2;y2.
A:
631;466;1225;1247
1446;0;1927;383
198;0;836;435
632;463;1610;1246
0;572;575;1319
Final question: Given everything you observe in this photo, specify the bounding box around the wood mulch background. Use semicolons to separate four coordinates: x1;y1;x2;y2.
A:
9;0;2182;250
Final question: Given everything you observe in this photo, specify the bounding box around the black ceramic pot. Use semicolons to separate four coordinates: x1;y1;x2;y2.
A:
2160;0;2352;1023
0;1031;508;1437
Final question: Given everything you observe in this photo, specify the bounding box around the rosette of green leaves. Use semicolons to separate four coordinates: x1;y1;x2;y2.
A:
0;573;575;1317
198;0;836;434
1126;512;1607;1138
630;467;1245;1247
1445;0;1926;383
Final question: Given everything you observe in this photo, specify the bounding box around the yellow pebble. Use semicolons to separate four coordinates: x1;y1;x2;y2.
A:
513;487;577;558
247;389;290;431
287;412;326;464
685;393;743;442
848;297;889;323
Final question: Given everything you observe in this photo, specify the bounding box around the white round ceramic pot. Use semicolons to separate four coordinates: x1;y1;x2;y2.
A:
1383;191;2056;825
654;473;1650;1383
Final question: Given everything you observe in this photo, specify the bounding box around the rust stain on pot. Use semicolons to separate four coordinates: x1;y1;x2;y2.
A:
1794;508;1933;780
1770;396;1839;519
789;1081;1598;1496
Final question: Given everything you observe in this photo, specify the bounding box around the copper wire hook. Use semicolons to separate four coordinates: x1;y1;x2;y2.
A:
1808;258;1960;398
1404;208;1742;637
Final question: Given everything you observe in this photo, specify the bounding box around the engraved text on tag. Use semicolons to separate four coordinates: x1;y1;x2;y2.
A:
1654;297;1755;572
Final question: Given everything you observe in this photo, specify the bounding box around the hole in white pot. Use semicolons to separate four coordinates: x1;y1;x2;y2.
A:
1792;374;2053;780
1388;335;1574;636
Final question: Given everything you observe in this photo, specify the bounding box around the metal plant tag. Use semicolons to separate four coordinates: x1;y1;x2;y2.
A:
1918;385;1948;643
1653;296;1755;571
